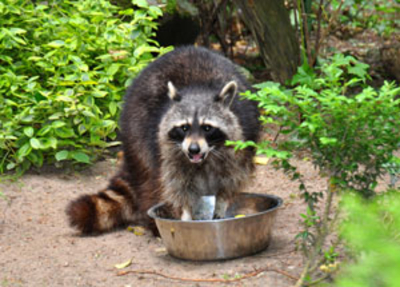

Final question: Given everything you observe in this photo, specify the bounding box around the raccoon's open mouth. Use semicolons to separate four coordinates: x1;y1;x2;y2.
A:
188;153;206;164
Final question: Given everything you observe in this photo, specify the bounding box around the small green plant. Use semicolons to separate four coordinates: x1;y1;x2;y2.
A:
335;191;400;287
229;54;400;285
0;0;171;175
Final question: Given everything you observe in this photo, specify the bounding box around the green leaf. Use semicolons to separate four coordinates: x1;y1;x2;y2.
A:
107;64;120;76
55;127;76;138
16;143;32;160
348;62;369;80
78;124;87;135
6;162;16;170
65;89;74;97
52;121;66;129
20;115;34;123
148;6;163;17
119;8;134;15
41;137;57;149
30;138;42;149
78;63;89;72
49;112;64;120
37;126;52;136
10;28;27;35
27;151;44;167
0;55;13;64
55;150;69;161
291;62;317;87
132;0;149;8
92;91;108;98
319;137;338;145
71;151;90;164
5;99;18;106
47;40;65;48
134;45;160;57
38;90;51;97
82;110;96;118
109;101;118;116
23;127;34;138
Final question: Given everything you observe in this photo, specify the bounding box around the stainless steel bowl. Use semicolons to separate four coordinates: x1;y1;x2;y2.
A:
147;193;283;261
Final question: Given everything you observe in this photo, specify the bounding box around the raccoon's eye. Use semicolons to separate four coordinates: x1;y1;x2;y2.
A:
181;124;190;132
202;125;213;132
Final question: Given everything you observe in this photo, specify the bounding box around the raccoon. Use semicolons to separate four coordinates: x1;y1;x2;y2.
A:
66;46;260;234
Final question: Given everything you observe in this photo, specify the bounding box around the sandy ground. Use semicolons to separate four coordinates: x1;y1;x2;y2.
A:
0;157;341;287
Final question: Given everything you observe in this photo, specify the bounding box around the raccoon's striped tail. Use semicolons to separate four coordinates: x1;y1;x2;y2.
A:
66;177;137;235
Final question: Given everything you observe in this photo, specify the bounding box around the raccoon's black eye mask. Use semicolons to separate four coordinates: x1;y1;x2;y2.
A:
168;126;187;142
168;123;227;145
205;128;227;145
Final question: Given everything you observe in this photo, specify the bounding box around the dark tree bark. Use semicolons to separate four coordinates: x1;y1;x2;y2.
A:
234;0;300;83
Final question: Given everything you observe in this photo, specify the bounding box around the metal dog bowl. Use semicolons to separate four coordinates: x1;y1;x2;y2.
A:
147;193;283;261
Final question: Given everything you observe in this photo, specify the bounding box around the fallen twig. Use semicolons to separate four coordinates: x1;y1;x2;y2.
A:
117;266;299;283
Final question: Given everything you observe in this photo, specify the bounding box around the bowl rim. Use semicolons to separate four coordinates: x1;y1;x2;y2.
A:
147;193;283;224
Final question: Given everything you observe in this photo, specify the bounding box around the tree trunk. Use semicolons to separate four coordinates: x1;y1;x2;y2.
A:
234;0;300;83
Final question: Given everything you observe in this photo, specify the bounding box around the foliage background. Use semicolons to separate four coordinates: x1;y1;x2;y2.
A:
335;192;400;287
0;0;170;174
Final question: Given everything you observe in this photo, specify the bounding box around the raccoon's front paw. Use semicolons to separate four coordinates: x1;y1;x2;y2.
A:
214;198;229;219
181;208;192;221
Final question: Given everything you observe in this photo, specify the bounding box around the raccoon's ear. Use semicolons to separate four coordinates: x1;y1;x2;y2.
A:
168;81;181;102
215;81;237;105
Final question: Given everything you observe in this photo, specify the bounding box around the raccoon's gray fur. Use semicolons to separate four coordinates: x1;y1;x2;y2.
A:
66;46;260;234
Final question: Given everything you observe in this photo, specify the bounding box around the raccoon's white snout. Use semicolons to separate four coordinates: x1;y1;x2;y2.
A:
182;138;210;164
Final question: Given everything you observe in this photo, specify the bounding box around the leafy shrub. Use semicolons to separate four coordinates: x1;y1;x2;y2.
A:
233;54;400;197
229;54;400;284
336;191;400;287
0;0;171;174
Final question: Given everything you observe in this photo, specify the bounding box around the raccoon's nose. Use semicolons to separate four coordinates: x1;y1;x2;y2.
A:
188;143;201;154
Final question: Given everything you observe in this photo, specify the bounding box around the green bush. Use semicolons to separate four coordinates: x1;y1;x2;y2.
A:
0;0;171;174
229;54;400;284
232;54;400;197
336;191;400;287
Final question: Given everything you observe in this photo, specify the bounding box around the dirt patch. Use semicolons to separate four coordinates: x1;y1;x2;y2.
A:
0;158;336;286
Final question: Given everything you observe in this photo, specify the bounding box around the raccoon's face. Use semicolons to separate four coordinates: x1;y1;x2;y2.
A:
159;81;243;164
167;115;227;164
